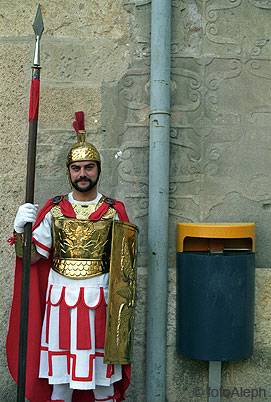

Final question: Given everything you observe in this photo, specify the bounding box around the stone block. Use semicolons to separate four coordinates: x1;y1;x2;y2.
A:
38;86;101;130
42;39;131;85
0;43;31;146
167;345;208;402
0;1;130;41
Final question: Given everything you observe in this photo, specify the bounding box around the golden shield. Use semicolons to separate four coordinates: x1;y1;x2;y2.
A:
104;220;139;364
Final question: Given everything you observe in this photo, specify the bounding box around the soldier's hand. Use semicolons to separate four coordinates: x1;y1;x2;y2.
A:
14;203;38;233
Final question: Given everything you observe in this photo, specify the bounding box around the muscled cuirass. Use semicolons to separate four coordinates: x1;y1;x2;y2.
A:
51;200;116;279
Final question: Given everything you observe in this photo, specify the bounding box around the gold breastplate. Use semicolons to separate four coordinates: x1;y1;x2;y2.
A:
51;199;116;279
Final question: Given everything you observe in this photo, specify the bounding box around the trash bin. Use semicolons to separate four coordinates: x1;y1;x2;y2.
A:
176;223;255;361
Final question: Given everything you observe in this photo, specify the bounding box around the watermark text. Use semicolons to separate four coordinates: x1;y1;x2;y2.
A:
193;386;266;399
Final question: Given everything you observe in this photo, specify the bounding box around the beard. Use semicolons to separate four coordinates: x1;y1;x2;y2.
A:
71;176;99;193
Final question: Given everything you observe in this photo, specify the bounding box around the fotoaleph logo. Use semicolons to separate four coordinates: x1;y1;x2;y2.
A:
193;386;266;399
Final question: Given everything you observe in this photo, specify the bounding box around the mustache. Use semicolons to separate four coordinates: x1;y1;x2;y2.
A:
75;177;92;183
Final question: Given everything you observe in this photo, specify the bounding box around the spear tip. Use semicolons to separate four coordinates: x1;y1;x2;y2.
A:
33;4;44;37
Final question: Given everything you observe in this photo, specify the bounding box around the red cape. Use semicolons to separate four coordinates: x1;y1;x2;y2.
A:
6;195;131;402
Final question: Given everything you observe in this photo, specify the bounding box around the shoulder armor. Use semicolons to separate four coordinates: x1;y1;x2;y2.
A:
52;195;63;204
99;196;116;219
104;197;115;205
50;204;63;218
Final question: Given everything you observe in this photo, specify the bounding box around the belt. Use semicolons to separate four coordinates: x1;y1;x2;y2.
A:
52;258;109;279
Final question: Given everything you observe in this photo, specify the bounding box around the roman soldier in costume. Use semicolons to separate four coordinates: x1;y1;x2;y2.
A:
7;112;138;402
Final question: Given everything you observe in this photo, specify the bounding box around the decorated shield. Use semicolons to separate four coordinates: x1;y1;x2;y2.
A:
104;220;139;364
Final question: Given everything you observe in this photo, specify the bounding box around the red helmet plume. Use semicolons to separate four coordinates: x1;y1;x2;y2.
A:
73;111;85;135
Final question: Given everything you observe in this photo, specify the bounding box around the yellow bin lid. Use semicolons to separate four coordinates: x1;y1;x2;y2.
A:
177;223;255;253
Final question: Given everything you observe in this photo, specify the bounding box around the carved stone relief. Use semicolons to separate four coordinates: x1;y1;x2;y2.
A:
248;0;271;9
200;0;271;58
101;0;271;268
203;0;242;55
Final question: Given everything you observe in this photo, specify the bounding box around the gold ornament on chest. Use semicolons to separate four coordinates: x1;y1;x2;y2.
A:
54;218;111;260
50;201;116;279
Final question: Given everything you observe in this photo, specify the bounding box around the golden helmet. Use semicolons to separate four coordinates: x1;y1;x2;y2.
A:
66;111;101;186
66;130;101;166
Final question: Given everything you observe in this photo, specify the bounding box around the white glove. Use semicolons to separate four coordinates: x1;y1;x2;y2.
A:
14;203;38;233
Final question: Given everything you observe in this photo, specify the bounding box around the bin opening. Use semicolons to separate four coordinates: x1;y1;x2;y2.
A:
177;222;255;253
183;236;253;252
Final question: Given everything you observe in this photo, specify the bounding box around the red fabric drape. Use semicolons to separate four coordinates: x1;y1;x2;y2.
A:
28;79;40;121
6;257;52;402
33;197;76;231
89;200;129;222
59;301;71;350
32;195;129;231
77;298;92;350
94;294;107;349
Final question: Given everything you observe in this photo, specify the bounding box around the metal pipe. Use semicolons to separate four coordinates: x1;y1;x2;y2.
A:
146;0;171;401
208;361;222;402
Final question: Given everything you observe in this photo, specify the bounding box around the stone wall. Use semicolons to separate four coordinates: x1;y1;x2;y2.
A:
1;1;271;401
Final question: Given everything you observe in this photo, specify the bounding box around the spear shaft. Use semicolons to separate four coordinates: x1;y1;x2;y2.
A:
17;6;44;402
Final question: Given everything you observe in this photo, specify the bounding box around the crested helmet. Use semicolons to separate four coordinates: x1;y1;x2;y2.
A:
66;111;101;186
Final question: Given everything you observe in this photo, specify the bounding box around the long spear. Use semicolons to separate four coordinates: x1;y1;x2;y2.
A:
17;5;44;402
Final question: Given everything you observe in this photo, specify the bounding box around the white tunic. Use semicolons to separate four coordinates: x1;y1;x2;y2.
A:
33;192;122;390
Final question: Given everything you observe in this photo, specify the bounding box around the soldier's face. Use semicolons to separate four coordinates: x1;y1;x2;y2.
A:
69;160;99;193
